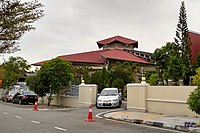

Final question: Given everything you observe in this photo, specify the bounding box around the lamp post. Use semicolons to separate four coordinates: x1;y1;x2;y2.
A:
141;67;144;77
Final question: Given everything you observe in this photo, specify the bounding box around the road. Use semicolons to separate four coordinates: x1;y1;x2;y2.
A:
0;101;182;133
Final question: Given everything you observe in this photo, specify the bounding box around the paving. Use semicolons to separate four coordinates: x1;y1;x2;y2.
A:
103;110;200;132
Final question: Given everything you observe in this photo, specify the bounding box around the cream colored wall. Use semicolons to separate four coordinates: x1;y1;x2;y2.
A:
147;101;196;116
38;96;48;105
147;86;196;116
50;96;79;107
147;86;195;101
60;96;79;107
126;83;198;117
78;83;97;106
40;84;97;107
103;42;133;50
127;83;148;112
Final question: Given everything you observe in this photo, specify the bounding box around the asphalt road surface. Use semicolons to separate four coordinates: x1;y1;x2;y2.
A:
0;101;182;133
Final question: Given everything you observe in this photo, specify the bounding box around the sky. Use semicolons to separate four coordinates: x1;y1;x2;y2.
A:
1;0;200;64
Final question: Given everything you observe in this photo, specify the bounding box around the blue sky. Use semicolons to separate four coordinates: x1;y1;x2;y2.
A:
1;0;200;64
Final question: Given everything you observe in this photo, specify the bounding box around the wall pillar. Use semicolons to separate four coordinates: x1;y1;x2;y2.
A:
78;83;97;106
126;83;148;112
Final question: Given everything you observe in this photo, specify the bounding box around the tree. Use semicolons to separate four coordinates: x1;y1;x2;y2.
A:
187;68;200;114
90;67;111;92
72;65;93;85
194;52;200;68
145;72;159;85
167;56;185;84
0;64;5;80
152;42;183;84
0;64;4;89
89;61;138;95
2;56;30;89
174;1;192;85
0;0;44;53
83;61;139;97
110;62;138;97
37;58;74;106
111;62;134;84
26;75;48;104
187;88;200;115
192;68;200;87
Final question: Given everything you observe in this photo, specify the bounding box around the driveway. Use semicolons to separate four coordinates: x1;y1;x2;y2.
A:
0;101;181;133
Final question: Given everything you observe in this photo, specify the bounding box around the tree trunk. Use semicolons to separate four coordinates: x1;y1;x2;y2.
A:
41;97;44;105
56;89;61;106
48;89;52;106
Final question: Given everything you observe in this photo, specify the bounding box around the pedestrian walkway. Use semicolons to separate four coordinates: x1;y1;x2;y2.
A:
104;110;200;132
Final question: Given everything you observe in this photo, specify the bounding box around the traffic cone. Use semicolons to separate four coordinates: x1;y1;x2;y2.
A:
33;102;38;111
85;105;95;122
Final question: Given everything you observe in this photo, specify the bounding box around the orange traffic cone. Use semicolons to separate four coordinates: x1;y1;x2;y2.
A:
33;102;38;111
85;105;96;122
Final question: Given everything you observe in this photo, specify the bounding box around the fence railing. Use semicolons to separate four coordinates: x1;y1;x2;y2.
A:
69;85;79;96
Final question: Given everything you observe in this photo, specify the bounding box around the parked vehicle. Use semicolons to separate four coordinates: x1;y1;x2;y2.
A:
12;91;38;105
96;88;122;108
2;90;17;102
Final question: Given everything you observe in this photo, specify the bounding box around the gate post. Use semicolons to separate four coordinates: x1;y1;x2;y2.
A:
78;82;97;106
126;83;148;112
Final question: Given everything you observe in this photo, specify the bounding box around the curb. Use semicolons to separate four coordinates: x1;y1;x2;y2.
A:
96;108;127;118
133;119;143;124
104;114;200;133
175;125;189;132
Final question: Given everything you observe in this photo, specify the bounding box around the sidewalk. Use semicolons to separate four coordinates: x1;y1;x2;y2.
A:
104;110;200;132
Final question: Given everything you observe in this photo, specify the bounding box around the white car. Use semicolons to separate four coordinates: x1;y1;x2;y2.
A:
2;90;17;102
96;88;122;108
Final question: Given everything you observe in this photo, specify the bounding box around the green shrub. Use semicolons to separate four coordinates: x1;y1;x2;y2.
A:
146;73;160;85
187;68;200;114
187;88;200;115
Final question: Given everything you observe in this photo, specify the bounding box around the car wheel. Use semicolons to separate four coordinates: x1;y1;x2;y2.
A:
96;103;100;109
117;101;122;108
2;98;5;102
19;99;23;105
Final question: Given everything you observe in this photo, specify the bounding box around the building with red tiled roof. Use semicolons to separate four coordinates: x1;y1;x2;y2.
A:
100;49;151;64
33;35;153;68
189;31;200;63
32;35;155;83
57;50;108;66
97;35;138;49
33;32;200;68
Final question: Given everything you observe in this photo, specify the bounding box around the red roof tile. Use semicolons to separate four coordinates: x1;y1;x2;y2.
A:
97;35;138;49
101;49;153;64
189;31;200;62
33;49;152;66
57;50;109;64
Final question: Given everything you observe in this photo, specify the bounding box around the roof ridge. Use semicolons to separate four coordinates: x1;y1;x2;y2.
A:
101;49;153;65
97;35;138;49
189;30;200;35
57;49;108;57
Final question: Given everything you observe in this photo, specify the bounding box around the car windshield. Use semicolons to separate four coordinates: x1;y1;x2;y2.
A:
23;91;35;95
100;90;118;96
9;91;17;95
